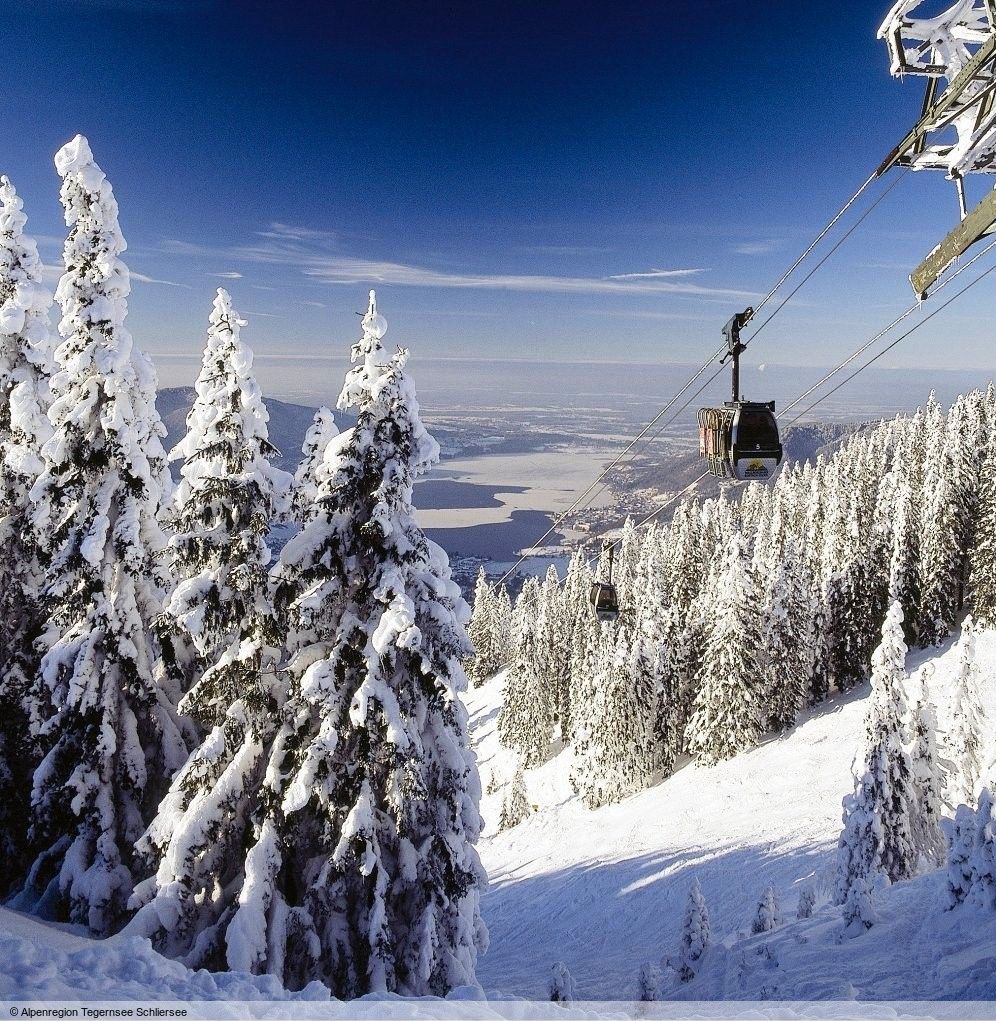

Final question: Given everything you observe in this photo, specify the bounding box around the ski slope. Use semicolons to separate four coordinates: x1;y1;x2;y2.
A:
471;627;996;1001
2;627;996;1006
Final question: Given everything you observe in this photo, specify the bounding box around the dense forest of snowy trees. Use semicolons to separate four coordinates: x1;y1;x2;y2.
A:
486;383;996;807
0;138;485;996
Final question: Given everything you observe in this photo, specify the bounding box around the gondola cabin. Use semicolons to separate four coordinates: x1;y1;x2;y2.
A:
697;401;782;481
698;307;783;482
590;580;619;622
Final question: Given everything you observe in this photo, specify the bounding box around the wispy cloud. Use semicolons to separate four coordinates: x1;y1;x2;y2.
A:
519;244;615;256
256;223;338;245
302;300;326;308
606;268;705;280
301;258;752;298
211;271;243;279
160;237;756;300
131;270;191;288
732;240;782;256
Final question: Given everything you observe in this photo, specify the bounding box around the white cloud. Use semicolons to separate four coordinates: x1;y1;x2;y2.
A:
211;271;243;279
160;238;756;300
302;300;326;308
732;240;781;256
607;268;705;280
130;271;191;288
300;257;754;299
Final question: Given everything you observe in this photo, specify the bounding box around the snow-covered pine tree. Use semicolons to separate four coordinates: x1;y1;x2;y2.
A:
289;405;338;526
638;962;662;1002
537;564;570;734
908;668;946;869
685;529;762;764
499;767;531;830
971;419;996;625
751;886;780;934
162;288;290;698
796;885;816;920
231;291;487;996
549;961;578;1003
942;802;977;908
949;619;984;809
834;602;918;909
0;175;55;892
677;878;710;982
570;629;660;809
498;576;554;766
16;136;189;934
467;567;500;686
127;289;292;964
967;788;996;910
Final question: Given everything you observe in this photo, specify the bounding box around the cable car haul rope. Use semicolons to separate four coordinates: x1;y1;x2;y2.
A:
494;1;996;625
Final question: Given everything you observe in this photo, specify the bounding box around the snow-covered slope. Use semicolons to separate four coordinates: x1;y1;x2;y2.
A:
471;627;996;1001
3;627;995;1005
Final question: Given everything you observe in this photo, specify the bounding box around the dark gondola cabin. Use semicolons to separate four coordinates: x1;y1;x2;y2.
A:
698;307;783;482
698;401;782;481
590;580;619;622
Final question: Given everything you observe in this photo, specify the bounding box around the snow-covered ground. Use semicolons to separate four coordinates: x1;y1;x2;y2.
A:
3;626;996;1008
471;627;996;1001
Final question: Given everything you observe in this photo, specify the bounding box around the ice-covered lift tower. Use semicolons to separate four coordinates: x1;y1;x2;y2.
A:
877;0;996;295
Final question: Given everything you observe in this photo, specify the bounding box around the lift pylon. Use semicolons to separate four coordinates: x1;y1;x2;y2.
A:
878;0;996;296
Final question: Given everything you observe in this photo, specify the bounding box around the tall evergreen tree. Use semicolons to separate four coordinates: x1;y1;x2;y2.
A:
128;289;291;964
570;630;660;809
949;620;985;809
289;405;338;526
16;136;189;934
834;602;918;909
676;878;710;982
230;291;487;996
685;530;762;764
466;567;500;685
0;175;55;893
498;577;554;766
908;666;946;869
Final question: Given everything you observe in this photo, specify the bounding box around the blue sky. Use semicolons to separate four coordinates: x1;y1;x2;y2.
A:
5;0;995;376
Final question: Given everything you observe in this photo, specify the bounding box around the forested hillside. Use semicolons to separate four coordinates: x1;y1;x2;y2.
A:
473;387;996;805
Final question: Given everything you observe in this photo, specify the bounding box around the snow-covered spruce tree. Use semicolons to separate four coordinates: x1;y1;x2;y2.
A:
751;886;780;934
466;567;501;686
0;175;55;892
685;529;762;765
834;602;918;909
638;961;662;1002
289;404;338;526
231;292;486;996
971;422;996;625
919;435;963;646
796;885;816;920
162;288;290;696
537;563;570;733
127;289;292;964
676;878;710;982
499;767;531;831
967;788;996;909
497;576;554;766
549;961;578;1003
570;629;660;809
949;619;984;809
908;667;946;869
943;802;977;908
17;136;189;934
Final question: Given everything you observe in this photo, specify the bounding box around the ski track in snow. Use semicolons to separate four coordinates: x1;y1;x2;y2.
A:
471;629;996;1001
